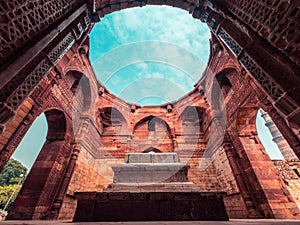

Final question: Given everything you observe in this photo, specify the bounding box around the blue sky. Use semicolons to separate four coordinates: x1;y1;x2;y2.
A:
90;6;210;105
11;6;283;170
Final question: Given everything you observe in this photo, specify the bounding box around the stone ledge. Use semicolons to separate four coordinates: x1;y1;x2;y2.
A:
104;182;201;192
124;153;179;163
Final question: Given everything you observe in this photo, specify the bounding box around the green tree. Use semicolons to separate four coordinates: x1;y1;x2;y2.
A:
0;184;22;210
0;158;27;186
0;159;27;212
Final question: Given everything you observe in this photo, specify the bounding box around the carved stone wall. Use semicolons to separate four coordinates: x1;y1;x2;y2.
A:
219;0;300;66
0;3;91;135
0;0;85;67
273;160;300;210
200;1;300;127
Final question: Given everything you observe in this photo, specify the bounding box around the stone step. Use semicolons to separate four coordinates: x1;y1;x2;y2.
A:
103;182;201;192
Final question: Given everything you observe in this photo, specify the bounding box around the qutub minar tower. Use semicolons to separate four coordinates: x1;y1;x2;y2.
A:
261;110;298;160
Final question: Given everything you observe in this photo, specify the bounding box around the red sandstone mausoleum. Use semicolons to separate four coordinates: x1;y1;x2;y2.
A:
0;0;300;221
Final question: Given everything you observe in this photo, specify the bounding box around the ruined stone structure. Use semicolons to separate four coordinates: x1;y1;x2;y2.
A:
0;0;300;221
273;160;300;210
73;153;229;221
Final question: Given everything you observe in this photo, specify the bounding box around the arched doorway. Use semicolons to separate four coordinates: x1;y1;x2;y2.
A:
7;109;72;220
232;105;299;218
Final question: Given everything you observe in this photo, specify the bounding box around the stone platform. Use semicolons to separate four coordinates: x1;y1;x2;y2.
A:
73;153;228;221
73;192;228;222
112;153;189;183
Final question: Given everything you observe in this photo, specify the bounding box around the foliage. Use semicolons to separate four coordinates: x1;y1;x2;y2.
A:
0;158;27;212
0;158;27;186
0;184;22;210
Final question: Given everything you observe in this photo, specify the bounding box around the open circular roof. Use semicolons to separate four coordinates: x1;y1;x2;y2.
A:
90;5;211;106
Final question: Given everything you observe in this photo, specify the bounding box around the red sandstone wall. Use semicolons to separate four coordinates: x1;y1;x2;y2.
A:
2;23;299;220
273;160;300;210
212;147;248;218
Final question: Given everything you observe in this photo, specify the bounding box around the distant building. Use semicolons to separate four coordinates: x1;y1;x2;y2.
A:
261;110;298;160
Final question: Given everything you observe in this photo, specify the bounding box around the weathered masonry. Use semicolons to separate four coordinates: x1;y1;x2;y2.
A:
0;0;300;221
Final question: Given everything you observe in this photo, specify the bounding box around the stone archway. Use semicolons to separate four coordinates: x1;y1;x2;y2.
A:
1;0;299;134
65;70;92;113
93;0;300;129
7;109;74;220
229;104;300;219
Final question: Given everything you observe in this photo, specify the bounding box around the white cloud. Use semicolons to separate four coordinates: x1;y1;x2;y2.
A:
90;5;211;105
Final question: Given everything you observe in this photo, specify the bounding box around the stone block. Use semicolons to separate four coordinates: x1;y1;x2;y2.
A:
109;192;130;200
125;153;179;163
111;162;189;183
73;192;96;222
73;192;229;221
149;192;174;200
96;192;109;201
125;153;151;163
130;192;148;200
152;153;178;163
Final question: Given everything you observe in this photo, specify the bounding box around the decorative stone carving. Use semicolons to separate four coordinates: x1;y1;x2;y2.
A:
98;86;105;96
221;0;299;65
0;0;84;64
0;103;15;125
130;104;136;113
6;59;52;109
0;5;91;133
218;28;242;57
167;104;173;113
239;53;283;100
48;32;75;64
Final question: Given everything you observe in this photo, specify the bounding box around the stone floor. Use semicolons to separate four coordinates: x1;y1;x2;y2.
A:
1;220;300;225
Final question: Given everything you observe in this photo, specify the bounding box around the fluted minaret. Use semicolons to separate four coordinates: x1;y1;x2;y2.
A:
260;110;298;160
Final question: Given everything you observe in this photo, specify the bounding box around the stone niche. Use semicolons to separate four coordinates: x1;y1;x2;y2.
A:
73;152;228;221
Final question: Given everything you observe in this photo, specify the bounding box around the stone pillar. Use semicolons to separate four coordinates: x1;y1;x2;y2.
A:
260;109;298;160
45;143;81;219
6;108;73;220
230;130;300;219
222;141;262;218
257;93;300;159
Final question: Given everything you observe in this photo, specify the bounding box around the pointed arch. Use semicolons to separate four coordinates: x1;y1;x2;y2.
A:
97;107;129;135
64;70;92;113
8;108;73;219
179;106;206;134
